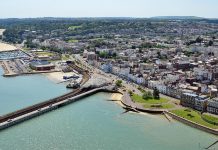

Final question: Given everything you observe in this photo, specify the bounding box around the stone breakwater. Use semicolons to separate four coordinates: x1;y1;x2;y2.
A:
121;92;218;135
165;111;218;135
0;86;117;131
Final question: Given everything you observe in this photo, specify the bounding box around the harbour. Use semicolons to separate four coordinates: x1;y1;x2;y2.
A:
0;92;217;150
0;67;69;115
0;61;217;149
0;59;217;149
1;3;218;149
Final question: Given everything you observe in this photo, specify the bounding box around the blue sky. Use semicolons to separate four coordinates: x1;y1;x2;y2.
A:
0;0;217;18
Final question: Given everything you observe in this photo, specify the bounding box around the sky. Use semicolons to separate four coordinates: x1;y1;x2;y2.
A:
0;0;218;18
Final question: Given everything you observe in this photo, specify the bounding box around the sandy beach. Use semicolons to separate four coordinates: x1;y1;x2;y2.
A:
0;42;17;52
110;93;125;107
44;71;81;83
110;93;123;101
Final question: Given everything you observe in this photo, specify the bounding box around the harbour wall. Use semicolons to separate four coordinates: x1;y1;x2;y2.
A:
165;111;218;135
120;92;164;114
121;92;218;135
0;87;117;131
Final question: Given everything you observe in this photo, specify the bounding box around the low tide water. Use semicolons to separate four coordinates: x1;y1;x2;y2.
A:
0;92;217;150
0;68;69;115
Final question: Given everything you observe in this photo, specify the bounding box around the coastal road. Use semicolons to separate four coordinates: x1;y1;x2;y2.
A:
73;55;181;104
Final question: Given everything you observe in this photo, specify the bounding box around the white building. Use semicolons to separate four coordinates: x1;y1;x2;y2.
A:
207;98;218;115
101;63;113;73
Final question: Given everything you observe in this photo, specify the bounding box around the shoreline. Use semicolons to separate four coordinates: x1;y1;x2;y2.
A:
43;72;65;83
118;92;218;135
110;93;125;107
43;71;83;84
110;93;164;120
165;111;218;135
0;88;217;135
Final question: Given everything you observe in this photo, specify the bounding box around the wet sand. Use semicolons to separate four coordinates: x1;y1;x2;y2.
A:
110;93;125;107
43;71;81;83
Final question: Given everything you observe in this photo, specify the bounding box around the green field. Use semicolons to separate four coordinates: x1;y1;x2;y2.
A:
202;114;218;125
171;109;218;129
68;39;79;43
131;94;174;109
131;94;168;104
68;25;82;30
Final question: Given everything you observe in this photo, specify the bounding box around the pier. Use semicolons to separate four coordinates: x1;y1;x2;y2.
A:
205;140;218;149
0;63;95;130
0;86;116;131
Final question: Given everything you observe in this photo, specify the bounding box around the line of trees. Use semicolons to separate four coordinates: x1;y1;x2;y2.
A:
142;87;160;100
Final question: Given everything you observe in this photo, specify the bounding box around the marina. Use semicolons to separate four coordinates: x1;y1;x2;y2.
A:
0;49;30;60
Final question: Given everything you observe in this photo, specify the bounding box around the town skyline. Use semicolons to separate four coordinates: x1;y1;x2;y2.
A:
0;1;218;149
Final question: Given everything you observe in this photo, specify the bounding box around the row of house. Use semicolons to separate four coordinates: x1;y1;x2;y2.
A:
180;93;218;115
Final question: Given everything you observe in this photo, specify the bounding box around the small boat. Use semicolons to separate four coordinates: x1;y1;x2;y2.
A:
66;81;80;89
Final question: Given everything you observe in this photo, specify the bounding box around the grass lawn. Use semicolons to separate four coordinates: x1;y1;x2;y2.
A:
68;39;79;43
22;47;31;51
170;109;218;129
202;114;218;125
144;103;175;109
131;94;169;104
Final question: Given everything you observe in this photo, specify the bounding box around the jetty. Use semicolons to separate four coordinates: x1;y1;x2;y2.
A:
0;86;117;131
0;63;93;130
205;140;218;149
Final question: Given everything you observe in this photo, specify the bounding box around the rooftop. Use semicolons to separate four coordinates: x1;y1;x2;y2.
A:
183;93;198;97
30;60;54;67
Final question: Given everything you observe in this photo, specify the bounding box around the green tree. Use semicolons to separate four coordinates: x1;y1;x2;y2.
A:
153;87;160;100
115;80;122;87
208;40;213;46
196;36;203;43
99;51;108;58
138;48;143;53
143;93;149;100
147;91;153;98
112;53;117;58
132;45;136;49
142;91;153;100
128;90;133;96
143;58;148;63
